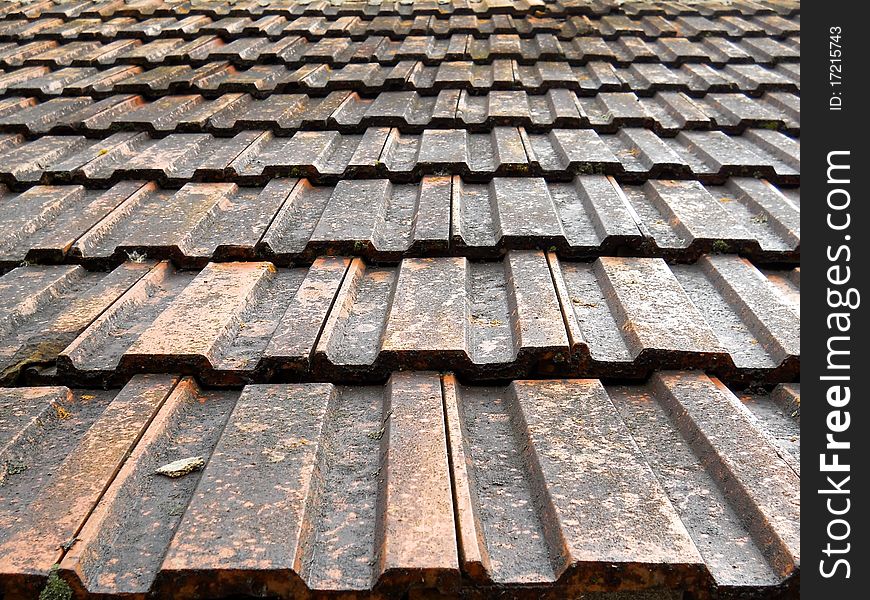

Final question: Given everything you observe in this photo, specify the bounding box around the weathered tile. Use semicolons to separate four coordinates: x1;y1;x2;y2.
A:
723;63;798;92
741;36;799;63
551;252;799;378
379;127;528;178
640;91;711;134
700;92;789;132
58;258;347;383
355;90;440;128
3;372;803;595
0;41;60;67
0;262;151;383
620;62;690;93
58;261;197;383
0;96;37;119
247;129;375;179
64;64;143;94
609;372;799;592
656;38;713;64
744;127;800;171
113;93;204;132
0;96;91;133
315;251;570;378
607;128;693;177
0;9;805;597
0;375;177;596
116;261;275;373
0;90;800;137
671;254;799;380
58;378;237;597
444;376;704;588
554;255;726;372
674;129;799;183
760;265;800;317
0;67;54;94
620;179;756;255
155;373;457;598
0;135;89;183
25;41;104;67
43;130;147;183
735;380;800;474
0;181;145;265
255;256;350;376
720;177;800;255
70;180;289;266
260;177;451;261
652;372;799;567
451;176;643;256
523;128;621;177
55;94;145;133
577;92;654;131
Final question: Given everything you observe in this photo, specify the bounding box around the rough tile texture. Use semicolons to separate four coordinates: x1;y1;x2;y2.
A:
0;373;799;598
0;0;799;598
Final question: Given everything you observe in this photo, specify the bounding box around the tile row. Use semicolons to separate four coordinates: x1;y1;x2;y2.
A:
0;32;800;69
0;90;801;136
0;12;800;43
0;127;801;187
0;371;800;599
1;0;802;20
0;32;800;67
0;253;800;385
0;0;558;22
0;60;801;99
0;177;801;267
581;12;799;40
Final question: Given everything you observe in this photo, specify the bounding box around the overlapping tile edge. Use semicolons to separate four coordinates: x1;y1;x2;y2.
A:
0;35;799;70
0;61;800;100
0;1;800;599
0;91;801;136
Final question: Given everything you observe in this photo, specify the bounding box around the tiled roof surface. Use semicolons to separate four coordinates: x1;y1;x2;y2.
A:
2;254;799;385
2;372;799;599
0;1;799;599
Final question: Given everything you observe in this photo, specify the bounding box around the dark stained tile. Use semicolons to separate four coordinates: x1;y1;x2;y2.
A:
549;253;799;381
0;374;178;597
0;181;147;265
0;261;152;383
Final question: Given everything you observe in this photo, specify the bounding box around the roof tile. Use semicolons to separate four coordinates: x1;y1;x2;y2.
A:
0;374;178;596
0;261;152;383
